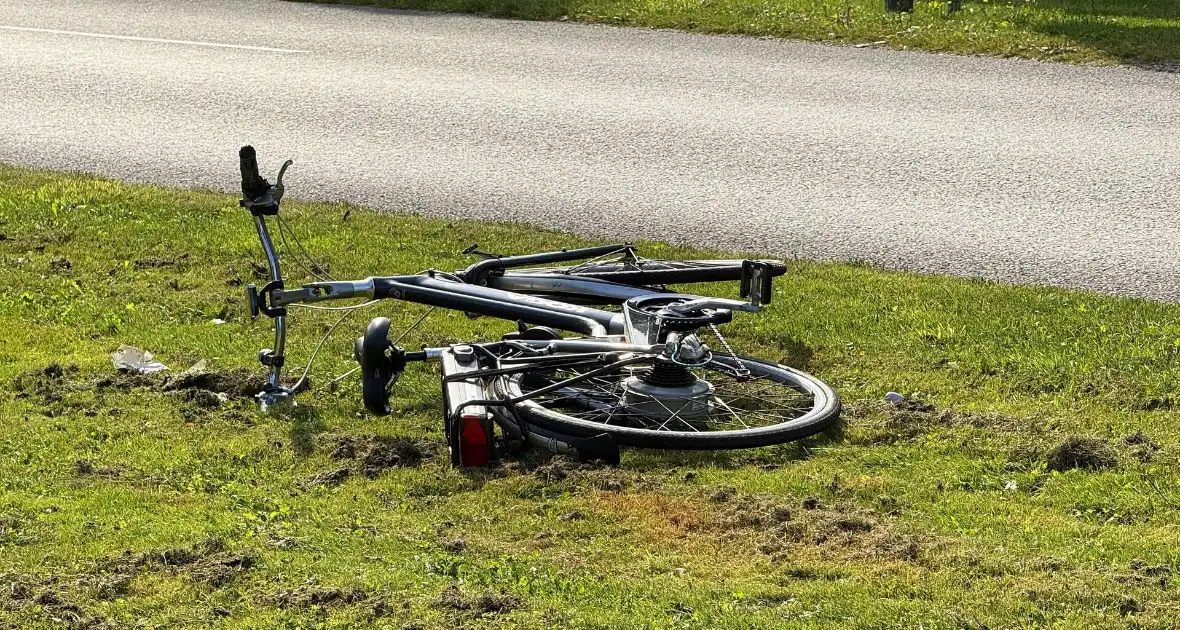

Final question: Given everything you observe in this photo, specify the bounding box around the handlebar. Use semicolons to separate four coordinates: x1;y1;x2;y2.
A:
238;145;296;409
240;145;270;200
238;145;291;216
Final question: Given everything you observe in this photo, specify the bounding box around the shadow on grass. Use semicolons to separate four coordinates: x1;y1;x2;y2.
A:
284;406;327;456
617;416;846;473
1035;19;1180;66
1033;0;1180;21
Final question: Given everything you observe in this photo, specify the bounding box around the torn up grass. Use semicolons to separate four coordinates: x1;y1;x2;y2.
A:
2;165;1180;627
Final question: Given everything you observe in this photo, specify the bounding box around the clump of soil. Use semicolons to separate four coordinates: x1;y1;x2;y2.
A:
48;257;72;273
102;536;256;587
299;466;350;489
267;586;368;609
161;368;266;400
181;389;226;409
1118;559;1172;588
0;574;109;628
1045;436;1118;472
526;455;603;483
94;370;159;391
187;552;256;586
28;590;102;628
328;434;429;478
432;585;521;615
10;363;78;405
443;538;467;554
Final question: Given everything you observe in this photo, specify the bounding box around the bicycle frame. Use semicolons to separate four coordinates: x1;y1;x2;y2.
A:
239;148;778;407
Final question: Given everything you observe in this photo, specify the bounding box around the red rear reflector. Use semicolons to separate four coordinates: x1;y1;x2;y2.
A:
459;414;489;467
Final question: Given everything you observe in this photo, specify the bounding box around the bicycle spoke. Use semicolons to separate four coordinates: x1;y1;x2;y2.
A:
508;354;818;434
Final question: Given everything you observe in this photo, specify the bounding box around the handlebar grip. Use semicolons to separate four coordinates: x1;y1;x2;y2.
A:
239;145;270;200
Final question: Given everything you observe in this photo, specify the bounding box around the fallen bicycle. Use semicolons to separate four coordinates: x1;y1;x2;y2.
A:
237;146;840;467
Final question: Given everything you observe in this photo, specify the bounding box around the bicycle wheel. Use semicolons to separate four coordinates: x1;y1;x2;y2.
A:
491;353;839;450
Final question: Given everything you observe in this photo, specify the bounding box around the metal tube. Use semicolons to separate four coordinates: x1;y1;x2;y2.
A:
461;244;632;283
252;215;286;387
386;276;625;336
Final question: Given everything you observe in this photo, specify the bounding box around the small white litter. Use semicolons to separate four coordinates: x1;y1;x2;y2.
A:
110;345;169;374
885;391;905;403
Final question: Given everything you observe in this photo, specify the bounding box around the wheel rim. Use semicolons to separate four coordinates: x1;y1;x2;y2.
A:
501;355;831;438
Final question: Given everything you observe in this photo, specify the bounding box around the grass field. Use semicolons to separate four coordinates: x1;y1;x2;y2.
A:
294;0;1180;66
2;166;1180;628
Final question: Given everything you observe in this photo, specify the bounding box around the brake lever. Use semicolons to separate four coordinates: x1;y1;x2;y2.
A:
462;244;500;260
274;159;293;203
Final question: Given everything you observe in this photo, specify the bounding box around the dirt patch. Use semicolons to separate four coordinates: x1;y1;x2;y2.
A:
1045;436;1118;472
98;536;256;588
186;552;256;586
1125;430;1157;447
1117;559;1172;589
525;454;612;483
1124;430;1163;463
851;399;1040;445
181;388;227;409
133;254;188;271
0;574;109;629
266;586;368;609
515;454;651;493
327;434;429;478
712;494;920;563
10;363;78;405
48;257;72;273
714;495;792;529
73;459;121;478
161;368;266;400
94;370;160;391
432;585;521;615
299;466;350;489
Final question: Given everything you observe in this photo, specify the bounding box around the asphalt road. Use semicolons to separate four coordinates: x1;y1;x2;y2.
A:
2;1;1179;299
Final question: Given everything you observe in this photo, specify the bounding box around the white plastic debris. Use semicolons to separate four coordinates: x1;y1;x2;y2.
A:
1003;480;1018;492
885;391;905;403
211;318;226;325
110;345;169;374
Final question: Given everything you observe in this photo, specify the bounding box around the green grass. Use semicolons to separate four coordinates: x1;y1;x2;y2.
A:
294;0;1180;65
3;165;1180;628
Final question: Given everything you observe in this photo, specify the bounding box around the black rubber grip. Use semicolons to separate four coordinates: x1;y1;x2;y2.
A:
239;145;270;200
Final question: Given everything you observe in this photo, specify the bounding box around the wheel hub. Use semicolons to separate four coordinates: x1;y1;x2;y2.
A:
622;361;714;423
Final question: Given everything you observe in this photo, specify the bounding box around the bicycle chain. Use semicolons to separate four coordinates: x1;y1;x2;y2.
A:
709;323;750;378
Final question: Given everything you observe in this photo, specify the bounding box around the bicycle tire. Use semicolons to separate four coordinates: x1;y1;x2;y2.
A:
491;354;839;450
